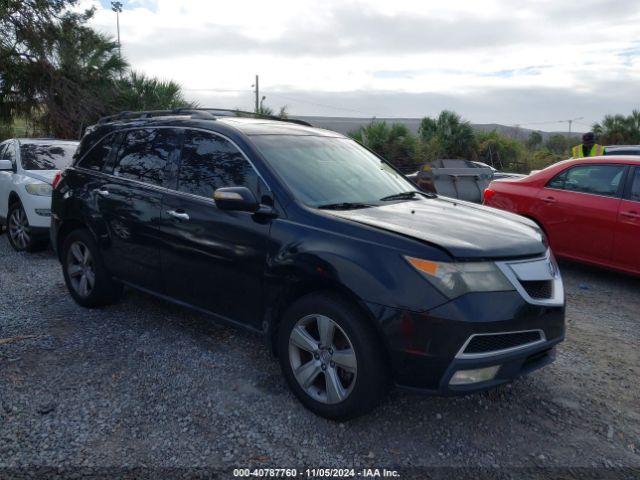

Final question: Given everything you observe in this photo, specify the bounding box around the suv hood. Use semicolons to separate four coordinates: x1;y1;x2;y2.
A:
325;197;546;259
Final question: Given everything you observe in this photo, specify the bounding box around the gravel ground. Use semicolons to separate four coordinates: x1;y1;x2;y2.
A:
1;233;639;474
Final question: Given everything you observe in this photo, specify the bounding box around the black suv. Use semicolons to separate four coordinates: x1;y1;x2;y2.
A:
51;109;565;419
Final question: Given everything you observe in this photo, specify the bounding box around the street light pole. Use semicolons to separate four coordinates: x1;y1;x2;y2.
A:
111;2;123;58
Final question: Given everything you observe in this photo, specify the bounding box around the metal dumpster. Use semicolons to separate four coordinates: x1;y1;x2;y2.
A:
413;159;494;203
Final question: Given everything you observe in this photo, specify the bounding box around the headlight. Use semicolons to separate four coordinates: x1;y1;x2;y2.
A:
25;183;52;196
405;256;514;299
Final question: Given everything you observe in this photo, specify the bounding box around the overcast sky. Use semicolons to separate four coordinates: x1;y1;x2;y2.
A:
85;0;640;131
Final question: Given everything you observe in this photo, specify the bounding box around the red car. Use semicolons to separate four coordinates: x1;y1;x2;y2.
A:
483;156;640;276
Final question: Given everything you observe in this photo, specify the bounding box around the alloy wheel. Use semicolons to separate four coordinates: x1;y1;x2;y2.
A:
66;241;96;298
8;206;30;250
288;314;358;404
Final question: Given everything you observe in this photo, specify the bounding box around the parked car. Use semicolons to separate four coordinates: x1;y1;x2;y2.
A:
0;138;78;251
604;145;640;156
484;156;640;276
51;109;565;420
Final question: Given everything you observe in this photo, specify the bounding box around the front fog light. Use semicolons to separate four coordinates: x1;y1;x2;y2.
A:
449;365;500;385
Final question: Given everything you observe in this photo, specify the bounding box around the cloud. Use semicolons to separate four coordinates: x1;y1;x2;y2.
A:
83;0;640;129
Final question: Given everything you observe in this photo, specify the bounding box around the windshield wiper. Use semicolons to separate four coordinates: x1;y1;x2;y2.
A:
317;202;374;210
380;191;422;201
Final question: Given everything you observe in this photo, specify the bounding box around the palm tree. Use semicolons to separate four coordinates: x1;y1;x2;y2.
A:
43;20;128;137
418;110;476;159
115;71;192;112
350;121;418;171
593;111;640;145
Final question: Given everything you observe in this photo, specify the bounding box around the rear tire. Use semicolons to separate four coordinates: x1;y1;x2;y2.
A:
61;228;123;308
7;202;45;252
277;292;389;420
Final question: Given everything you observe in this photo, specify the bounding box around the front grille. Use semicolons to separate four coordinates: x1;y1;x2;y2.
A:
520;280;553;299
462;330;543;355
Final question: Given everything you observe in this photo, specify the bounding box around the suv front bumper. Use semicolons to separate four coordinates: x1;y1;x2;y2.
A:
368;289;565;394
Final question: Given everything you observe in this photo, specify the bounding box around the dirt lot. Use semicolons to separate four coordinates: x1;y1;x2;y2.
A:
1;233;639;475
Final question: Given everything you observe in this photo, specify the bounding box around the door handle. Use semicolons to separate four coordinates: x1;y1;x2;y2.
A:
542;196;556;204
621;210;640;219
166;209;190;221
94;188;109;197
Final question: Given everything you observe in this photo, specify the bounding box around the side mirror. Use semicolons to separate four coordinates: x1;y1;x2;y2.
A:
0;160;13;171
213;186;259;212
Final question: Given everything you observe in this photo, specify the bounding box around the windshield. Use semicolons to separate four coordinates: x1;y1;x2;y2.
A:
20;143;78;170
252;135;416;207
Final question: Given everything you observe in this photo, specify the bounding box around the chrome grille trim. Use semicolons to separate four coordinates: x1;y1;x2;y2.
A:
495;249;564;307
456;329;546;359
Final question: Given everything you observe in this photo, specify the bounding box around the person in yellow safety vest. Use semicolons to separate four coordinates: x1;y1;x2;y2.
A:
571;132;605;158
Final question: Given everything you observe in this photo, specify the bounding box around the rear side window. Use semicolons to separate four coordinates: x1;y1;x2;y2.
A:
112;128;180;186
78;133;120;172
547;164;627;197
177;130;259;198
628;168;640;202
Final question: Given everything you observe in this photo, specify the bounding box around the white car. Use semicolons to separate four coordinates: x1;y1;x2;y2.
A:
0;138;78;252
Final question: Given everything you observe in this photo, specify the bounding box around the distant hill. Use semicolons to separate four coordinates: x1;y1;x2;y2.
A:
294;116;583;141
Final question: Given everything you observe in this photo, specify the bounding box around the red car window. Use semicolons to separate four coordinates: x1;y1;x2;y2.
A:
629;168;640;202
547;164;626;197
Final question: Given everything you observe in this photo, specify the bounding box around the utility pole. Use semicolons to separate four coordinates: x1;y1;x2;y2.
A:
111;1;123;58
253;75;259;113
562;117;583;136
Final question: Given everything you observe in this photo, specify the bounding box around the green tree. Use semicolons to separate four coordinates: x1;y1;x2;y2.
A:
349;121;418;171
593;110;640;145
526;131;543;150
0;121;14;142
114;71;192;112
417;110;476;159
42;18;127;137
476;130;525;171
545;134;569;155
525;149;559;172
253;102;288;119
0;1;127;137
1;1;191;138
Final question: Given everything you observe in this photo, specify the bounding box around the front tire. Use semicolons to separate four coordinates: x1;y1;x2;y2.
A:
278;292;389;420
7;202;45;252
61;229;123;308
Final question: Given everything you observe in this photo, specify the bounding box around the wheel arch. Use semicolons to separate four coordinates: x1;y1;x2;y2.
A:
56;219;92;262
8;191;21;207
265;277;392;369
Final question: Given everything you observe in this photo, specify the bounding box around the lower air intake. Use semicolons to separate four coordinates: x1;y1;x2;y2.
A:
462;330;544;355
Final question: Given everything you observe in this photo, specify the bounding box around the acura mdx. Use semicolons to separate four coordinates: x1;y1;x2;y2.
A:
51;109;565;419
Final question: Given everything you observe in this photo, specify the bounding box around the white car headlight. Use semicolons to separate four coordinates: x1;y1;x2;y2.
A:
405;256;514;299
25;183;53;196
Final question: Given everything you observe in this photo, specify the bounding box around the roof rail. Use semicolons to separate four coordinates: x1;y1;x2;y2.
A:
97;108;313;127
198;108;313;127
97;109;214;124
